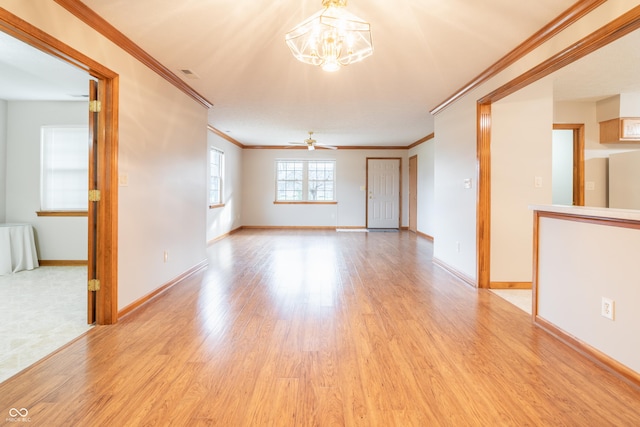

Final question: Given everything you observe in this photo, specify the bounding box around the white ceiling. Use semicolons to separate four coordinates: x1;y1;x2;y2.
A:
3;1;639;146
78;0;576;147
0;31;89;101
552;28;640;103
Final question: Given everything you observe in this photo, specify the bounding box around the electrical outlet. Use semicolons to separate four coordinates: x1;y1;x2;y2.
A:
163;250;169;263
601;297;614;320
456;241;461;253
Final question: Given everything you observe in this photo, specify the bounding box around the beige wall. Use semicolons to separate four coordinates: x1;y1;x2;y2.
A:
242;148;409;228
490;79;553;282
610;150;640;209
537;213;640;373
206;131;243;242
409;138;436;238
554;99;640;208
432;0;640;283
584;158;608;207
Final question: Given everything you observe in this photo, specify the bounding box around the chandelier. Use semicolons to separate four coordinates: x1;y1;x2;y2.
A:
285;0;373;72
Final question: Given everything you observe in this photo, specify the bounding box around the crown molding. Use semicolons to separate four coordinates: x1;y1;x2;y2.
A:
207;125;245;148
54;0;213;109
408;133;434;149
430;0;606;115
231;133;436;150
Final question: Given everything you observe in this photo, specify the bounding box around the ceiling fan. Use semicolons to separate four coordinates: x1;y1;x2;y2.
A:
288;131;337;150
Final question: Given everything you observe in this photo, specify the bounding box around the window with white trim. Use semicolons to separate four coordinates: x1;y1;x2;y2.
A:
209;147;224;206
40;125;89;211
276;160;335;202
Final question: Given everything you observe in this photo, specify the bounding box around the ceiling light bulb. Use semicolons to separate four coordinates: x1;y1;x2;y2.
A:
322;59;340;72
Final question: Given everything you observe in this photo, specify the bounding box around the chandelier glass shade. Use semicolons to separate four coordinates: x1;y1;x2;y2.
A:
285;0;373;72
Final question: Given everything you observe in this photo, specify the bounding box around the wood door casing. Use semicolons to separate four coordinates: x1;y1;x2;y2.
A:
87;80;98;324
0;9;120;324
553;123;585;207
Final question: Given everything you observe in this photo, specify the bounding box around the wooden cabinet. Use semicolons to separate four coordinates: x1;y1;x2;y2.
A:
600;117;640;143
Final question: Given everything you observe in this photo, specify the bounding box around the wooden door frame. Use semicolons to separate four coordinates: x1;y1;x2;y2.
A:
408;155;418;233
553;124;585;207
365;157;402;229
0;9;119;324
475;7;640;288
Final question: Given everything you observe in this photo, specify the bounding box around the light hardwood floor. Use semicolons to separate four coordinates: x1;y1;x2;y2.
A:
1;229;639;425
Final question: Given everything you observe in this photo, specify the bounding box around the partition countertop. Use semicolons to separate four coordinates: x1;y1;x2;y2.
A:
529;205;640;222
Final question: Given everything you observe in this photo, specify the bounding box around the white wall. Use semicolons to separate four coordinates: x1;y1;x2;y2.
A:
409;138;436;238
433;97;479;279
5;101;87;260
0;1;210;311
242;148;409;228
116;70;208;310
491;79;553;282
0;99;6;223
537;213;640;373
207;131;243;242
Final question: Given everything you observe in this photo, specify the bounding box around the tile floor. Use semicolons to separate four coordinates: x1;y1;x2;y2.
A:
0;266;92;383
490;289;533;315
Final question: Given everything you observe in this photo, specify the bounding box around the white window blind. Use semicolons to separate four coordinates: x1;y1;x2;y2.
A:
209;147;224;205
40;126;89;211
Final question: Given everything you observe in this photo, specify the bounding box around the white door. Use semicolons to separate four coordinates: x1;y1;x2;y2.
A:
367;158;400;228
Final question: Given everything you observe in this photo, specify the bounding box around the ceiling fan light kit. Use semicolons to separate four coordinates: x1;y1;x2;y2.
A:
289;131;338;150
285;0;373;72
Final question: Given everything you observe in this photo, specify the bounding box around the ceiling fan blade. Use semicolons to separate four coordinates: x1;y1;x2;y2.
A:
316;144;337;150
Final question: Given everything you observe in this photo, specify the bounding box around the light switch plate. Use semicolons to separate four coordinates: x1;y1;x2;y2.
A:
534;176;543;188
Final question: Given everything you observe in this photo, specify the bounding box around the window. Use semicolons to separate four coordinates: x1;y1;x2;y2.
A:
40;126;89;212
276;160;335;202
209;147;224;207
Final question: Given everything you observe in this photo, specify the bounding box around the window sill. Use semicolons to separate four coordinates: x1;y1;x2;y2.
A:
209;203;226;209
37;211;88;217
273;201;337;205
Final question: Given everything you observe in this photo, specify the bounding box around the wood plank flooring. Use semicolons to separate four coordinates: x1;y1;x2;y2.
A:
1;229;639;426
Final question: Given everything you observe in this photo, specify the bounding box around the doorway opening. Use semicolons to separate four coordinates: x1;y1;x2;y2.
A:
552;124;585;207
0;8;118;382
